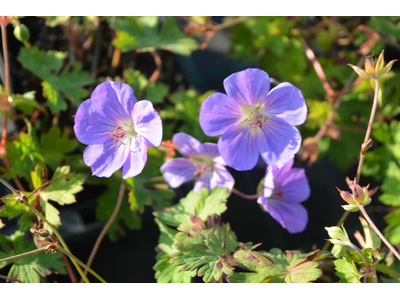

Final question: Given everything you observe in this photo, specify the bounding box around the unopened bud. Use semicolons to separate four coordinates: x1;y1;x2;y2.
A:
0;16;13;26
13;24;30;43
348;64;371;79
325;225;352;257
337;178;376;212
361;139;373;155
365;56;375;76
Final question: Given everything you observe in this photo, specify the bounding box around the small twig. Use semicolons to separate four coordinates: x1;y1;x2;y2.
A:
300;37;335;98
231;188;259;200
0;247;46;264
148;50;162;83
1;24;10;148
81;182;125;282
313;57;364;142
359;204;400;262
213;16;250;32
57;247;107;283
62;254;77;283
0;274;20;282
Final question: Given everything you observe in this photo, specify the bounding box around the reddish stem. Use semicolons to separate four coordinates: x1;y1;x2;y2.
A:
232;188;259;200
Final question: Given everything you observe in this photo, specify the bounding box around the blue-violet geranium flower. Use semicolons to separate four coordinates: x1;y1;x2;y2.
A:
160;132;234;193
74;80;162;178
199;68;307;171
257;158;310;233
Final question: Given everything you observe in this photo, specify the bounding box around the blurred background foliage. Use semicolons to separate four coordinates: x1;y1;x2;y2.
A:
1;16;400;282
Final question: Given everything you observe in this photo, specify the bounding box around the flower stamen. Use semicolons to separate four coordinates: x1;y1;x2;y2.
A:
247;113;267;132
110;126;127;145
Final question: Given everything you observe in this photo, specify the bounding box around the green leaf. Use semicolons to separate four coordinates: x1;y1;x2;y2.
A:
153;219;196;283
145;82;169;103
111;17;198;55
379;162;400;207
0;230;66;283
18;47;94;112
153;187;229;227
170;215;239;282
384;209;400;245
42;81;67;112
95;173;141;241
40;127;79;170
359;217;381;250
8;91;45;115
39;166;87;206
6;132;44;179
375;264;400;281
228;248;322;283
0;192;36;231
334;255;362;283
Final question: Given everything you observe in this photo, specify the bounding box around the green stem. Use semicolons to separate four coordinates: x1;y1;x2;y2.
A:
359;204;400;262
57;247;107;283
0;178;91;283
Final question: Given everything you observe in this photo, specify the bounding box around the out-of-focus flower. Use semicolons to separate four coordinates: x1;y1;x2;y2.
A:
160;132;234;193
298;137;319;167
336;178;378;212
199;68;307;171
348;50;397;79
74;80;162;178
257;158;310;233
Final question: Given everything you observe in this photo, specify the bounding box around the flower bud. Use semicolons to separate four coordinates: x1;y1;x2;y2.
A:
349;50;398;80
336;178;377;212
0;16;13;26
13;24;30;43
325;225;352;257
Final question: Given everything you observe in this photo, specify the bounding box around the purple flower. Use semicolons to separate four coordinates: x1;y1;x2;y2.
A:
74;80;162;178
257;158;310;233
160;132;234;193
199;68;307;171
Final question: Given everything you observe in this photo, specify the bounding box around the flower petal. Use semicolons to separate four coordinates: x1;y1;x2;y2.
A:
83;140;130;178
90;80;134;122
223;68;270;106
74;99;116;145
218;124;259;171
194;172;212;193
122;138;148;178
263;158;295;198
261;82;307;126
257;119;301;166
161;158;197;188
132;100;162;147
172;132;204;157
200;92;243;136
281;168;311;203
210;164;235;192
202;143;225;165
258;198;308;233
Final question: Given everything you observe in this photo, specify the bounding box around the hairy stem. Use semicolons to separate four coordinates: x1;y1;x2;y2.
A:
82;182;125;281
0;247;46;264
323;79;380;252
359;204;400;262
57;247;107;283
232;188;259;200
21;198;90;283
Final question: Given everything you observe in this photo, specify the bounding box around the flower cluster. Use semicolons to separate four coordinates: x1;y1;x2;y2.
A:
74;68;310;234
